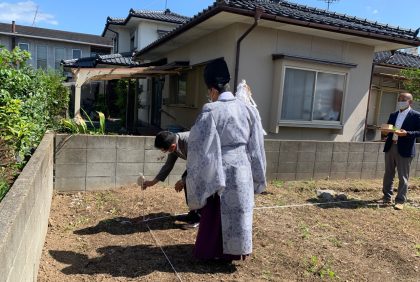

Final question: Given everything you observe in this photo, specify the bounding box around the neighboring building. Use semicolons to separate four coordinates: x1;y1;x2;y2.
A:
134;0;420;141
0;21;113;70
101;9;190;54
365;50;420;141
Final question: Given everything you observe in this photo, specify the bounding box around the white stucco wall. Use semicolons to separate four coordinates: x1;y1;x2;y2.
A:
154;23;375;141
137;21;178;50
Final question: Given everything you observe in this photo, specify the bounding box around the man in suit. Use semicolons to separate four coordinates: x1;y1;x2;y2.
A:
382;92;420;210
142;131;200;227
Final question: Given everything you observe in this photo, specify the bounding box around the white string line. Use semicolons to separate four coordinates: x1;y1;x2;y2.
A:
137;175;182;281
146;223;184;282
254;200;364;210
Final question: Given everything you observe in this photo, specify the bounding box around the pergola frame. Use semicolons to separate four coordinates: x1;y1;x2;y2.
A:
71;67;178;116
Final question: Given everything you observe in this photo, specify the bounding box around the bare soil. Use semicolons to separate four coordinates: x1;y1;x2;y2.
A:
38;179;420;281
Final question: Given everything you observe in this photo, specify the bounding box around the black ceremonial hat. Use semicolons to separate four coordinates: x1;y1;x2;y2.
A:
203;58;230;88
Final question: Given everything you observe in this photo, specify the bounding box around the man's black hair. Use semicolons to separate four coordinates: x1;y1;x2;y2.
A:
155;131;176;150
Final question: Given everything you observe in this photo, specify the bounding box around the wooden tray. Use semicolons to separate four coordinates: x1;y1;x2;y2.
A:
380;128;397;133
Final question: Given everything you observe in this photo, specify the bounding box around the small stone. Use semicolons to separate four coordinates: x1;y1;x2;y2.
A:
335;193;348;201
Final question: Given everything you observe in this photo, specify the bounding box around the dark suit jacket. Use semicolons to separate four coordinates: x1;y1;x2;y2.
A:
383;109;420;157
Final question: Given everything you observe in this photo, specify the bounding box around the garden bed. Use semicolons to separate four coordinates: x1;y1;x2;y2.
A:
38;179;420;281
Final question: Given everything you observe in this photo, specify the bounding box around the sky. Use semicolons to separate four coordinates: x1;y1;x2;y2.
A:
0;0;419;36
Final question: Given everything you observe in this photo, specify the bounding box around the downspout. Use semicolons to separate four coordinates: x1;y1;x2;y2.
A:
11;21;16;49
234;7;264;90
107;28;119;53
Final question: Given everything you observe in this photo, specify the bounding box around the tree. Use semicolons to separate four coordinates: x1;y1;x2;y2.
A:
400;68;420;100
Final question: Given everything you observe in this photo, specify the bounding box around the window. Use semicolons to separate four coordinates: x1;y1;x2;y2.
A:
54;48;65;69
170;73;187;104
18;43;29;51
167;65;205;107
72;49;81;59
280;67;345;123
36;45;47;69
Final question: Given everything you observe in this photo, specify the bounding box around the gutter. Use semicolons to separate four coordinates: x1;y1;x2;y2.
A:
106;28;119;53
234;7;264;90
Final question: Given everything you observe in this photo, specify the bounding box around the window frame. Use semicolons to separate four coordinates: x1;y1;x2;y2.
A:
36;45;48;70
272;58;351;132
18;42;29;51
72;49;82;59
54;47;66;70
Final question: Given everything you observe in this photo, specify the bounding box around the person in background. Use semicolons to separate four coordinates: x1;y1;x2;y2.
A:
381;92;420;210
186;58;266;262
142;131;200;227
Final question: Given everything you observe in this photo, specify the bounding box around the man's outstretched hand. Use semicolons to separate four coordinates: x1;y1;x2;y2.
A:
174;179;184;192
142;179;158;190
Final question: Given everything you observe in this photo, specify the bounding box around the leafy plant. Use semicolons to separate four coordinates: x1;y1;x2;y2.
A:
60;110;106;135
306;255;336;279
400;68;420;99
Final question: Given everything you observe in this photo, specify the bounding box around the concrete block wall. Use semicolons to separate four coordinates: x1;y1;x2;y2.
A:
54;134;420;192
55;134;184;192
0;133;54;282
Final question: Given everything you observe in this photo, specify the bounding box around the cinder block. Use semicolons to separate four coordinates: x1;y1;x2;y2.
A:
330;172;346;179
363;152;379;162
87;135;117;148
299;141;316;152
168;163;186;175
144;163;166;176
280;142;299;152
296;162;314;173
55;164;86;177
116;175;138;187
313;172;330;180
277;173;296;181
87;163;115;177
332;152;348;162
330;162;347;172
314;162;331;173
144;150;167;163
279;151;298;162
264;140;280;152
277;162;297;173
362;162;377;172
168;174;183;186
349;143;364;152
376;162;385;171
296;172;313;180
333;142;349;152
117;136;145;149
116;163;144;176
86;176;115;191
87;149;117;162
54;177;85;192
346;162;362;172
376;171;385;178
346;171;361;179
55;149;86;164
55;134;87;149
347;152;363;162
364;143;380;152
266;172;278;181
316;142;333;152
298;152;315;162
361;171;376;179
265;151;279;173
144;136;156;150
315;152;332;162
117;149;145;163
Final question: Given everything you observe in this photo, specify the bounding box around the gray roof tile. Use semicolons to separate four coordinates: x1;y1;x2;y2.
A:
374;51;420;68
135;0;420;58
0;22;112;46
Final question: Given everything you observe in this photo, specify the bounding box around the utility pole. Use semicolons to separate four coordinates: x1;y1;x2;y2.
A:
319;0;339;10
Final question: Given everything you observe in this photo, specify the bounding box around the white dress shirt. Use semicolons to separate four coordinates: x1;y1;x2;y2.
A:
393;107;411;141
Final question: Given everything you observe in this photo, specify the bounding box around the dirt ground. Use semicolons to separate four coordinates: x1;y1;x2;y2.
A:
38;178;420;281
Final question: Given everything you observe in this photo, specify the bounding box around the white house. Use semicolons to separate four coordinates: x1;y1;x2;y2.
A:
134;0;420;141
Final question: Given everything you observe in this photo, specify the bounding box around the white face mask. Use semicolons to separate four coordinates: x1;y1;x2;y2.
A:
397;101;409;110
